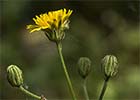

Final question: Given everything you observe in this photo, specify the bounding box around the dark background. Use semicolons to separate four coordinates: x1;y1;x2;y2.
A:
0;0;140;100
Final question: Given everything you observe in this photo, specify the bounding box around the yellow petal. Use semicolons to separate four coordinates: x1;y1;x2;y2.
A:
26;25;41;33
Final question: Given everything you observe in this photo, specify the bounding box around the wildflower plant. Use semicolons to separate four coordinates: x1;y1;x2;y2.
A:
27;8;72;42
7;8;119;100
7;65;46;100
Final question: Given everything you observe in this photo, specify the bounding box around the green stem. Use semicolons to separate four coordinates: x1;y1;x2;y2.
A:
19;85;42;100
83;78;89;100
99;76;110;100
56;42;77;100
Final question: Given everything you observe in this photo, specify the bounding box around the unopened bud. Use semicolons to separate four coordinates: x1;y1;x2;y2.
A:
101;55;118;77
77;57;91;79
7;65;23;87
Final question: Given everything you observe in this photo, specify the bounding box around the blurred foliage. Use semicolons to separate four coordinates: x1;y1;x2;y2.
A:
0;0;140;100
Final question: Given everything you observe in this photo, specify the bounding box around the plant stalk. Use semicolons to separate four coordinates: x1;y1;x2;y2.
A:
83;78;89;100
56;42;77;100
19;85;42;100
99;76;110;100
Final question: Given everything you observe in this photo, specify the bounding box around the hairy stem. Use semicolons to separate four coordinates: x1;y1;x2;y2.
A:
83;78;89;100
99;76;110;100
56;42;77;100
19;85;42;100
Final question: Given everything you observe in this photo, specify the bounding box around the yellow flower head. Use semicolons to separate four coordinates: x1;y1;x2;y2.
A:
27;8;73;42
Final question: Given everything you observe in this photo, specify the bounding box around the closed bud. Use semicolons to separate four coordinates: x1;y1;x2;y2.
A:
7;65;23;87
77;57;91;79
101;55;118;77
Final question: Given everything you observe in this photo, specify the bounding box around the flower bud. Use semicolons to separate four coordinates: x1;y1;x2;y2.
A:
101;55;118;77
7;65;23;87
77;57;91;79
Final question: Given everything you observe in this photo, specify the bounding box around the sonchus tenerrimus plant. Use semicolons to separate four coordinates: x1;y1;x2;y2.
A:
99;55;119;100
77;57;91;100
6;8;119;100
7;65;47;100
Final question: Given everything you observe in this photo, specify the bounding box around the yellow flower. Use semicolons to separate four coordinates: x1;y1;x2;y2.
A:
27;8;73;42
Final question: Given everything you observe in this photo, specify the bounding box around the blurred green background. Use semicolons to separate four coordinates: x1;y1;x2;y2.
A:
0;0;140;100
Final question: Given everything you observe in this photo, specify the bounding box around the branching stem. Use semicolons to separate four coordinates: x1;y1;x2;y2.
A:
83;78;89;100
56;42;77;100
19;86;43;100
99;76;110;100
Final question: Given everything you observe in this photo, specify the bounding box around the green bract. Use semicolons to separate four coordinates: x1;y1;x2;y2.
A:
7;65;23;87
